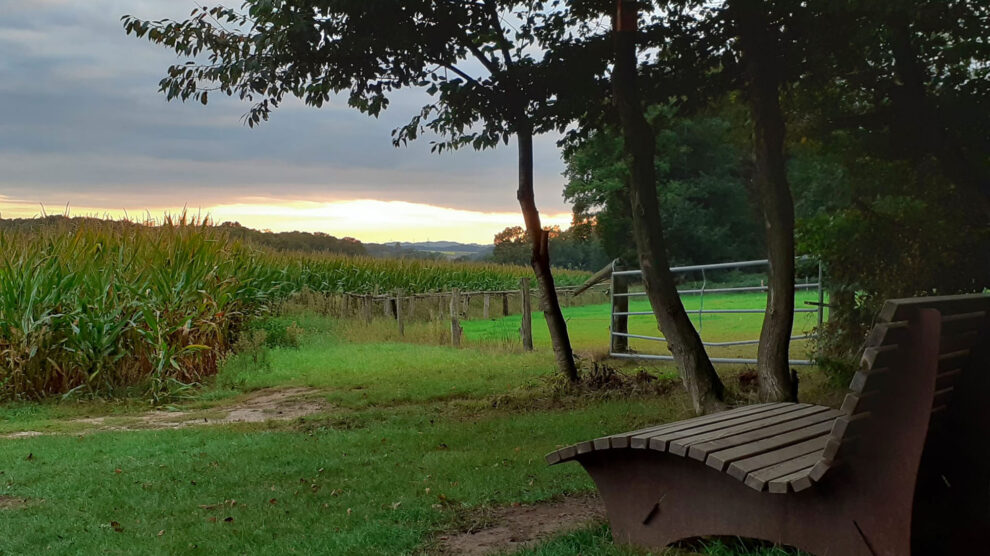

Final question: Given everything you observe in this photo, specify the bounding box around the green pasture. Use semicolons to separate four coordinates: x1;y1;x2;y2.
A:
0;294;829;555
463;291;826;359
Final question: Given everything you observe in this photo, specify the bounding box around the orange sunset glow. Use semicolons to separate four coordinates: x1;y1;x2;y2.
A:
0;196;573;244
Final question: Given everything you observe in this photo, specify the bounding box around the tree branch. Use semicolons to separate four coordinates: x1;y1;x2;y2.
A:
482;0;517;71
445;64;487;90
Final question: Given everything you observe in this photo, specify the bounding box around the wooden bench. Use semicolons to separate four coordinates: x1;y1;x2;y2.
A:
547;293;990;555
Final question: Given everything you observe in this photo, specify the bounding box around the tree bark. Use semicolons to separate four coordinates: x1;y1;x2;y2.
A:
612;5;725;413
517;126;580;382
732;2;797;402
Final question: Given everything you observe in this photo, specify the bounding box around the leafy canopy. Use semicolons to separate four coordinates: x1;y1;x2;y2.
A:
123;1;602;152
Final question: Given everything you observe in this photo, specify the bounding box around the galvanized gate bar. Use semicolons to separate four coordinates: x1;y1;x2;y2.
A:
613;308;818;316
612;283;821;297
610;332;811;348
613;256;815;276
610;352;815;365
608;258;824;366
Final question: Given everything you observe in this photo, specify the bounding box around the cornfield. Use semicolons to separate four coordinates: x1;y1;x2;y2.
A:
0;218;587;401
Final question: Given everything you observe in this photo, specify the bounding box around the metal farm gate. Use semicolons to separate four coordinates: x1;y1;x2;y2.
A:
608;258;825;365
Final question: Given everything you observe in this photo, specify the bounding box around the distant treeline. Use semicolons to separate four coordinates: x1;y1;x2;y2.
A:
0;216;369;256
217;221;366;255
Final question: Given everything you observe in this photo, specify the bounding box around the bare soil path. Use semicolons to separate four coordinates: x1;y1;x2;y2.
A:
2;387;327;438
438;494;606;555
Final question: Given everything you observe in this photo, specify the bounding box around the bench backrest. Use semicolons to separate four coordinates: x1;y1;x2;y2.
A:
822;294;990;470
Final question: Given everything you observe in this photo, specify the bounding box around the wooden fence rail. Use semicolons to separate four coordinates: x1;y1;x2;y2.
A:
296;284;611;349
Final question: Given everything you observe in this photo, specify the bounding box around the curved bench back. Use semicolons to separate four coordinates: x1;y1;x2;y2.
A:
821;294;990;474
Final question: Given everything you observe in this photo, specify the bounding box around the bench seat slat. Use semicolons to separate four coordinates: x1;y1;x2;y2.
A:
695;411;841;466
628;403;796;449
706;419;838;471
768;466;817;494
548;403;785;461
665;405;829;455
744;451;824;492
727;435;829;481
609;403;777;443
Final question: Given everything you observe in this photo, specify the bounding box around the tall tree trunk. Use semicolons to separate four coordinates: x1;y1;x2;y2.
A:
732;2;797;402
612;3;725;413
517;125;579;382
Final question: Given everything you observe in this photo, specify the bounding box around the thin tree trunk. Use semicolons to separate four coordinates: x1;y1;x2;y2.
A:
732;2;797;402
612;4;725;413
517;126;579;382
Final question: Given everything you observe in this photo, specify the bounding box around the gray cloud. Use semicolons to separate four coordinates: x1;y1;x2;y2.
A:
0;0;572;214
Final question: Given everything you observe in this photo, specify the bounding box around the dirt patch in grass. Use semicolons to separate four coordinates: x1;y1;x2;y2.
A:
2;387;328;437
0;496;31;510
3;431;45;439
77;387;327;430
438;494;606;555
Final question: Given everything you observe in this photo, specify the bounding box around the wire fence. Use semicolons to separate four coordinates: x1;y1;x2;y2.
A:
609;258;825;365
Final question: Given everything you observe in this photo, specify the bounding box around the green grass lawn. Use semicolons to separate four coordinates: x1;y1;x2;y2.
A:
462;291;825;359
0;296;831;555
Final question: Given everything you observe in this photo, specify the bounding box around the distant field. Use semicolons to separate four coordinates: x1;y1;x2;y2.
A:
0;308;835;555
462;291;826;361
0;220;588;400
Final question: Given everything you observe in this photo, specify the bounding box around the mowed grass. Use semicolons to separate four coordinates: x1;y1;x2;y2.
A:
0;296;830;555
0;402;677;555
462;291;826;359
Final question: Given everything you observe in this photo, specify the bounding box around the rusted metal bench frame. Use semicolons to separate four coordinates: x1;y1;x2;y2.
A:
547;294;990;555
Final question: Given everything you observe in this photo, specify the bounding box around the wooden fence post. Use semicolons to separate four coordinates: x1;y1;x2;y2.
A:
437;294;445;320
407;295;415;322
483;293;491;320
363;295;372;324
520;278;533;351
450;289;462;347
611;265;628;353
502;293;510;316
395;289;404;336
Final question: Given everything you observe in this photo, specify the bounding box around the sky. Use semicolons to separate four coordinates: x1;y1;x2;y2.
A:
0;0;574;244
